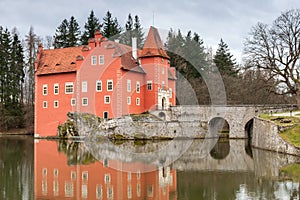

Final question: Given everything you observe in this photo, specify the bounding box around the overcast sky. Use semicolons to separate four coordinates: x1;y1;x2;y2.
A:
0;0;299;63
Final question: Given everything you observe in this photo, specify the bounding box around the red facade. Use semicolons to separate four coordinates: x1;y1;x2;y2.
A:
34;27;176;137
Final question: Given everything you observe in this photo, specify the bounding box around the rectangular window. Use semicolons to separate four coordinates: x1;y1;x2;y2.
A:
147;185;153;197
43;84;48;95
104;95;110;104
82;184;88;198
127;97;131;105
127;185;132;199
107;186;113;199
137;171;140;180
91;56;97;65
82;81;87;93
107;80;113;91
82;98;88;106
128;172;131;181
136;81;140;93
162;81;165;89
54;83;59;95
96;185;103;199
127;80;131;92
43;101;47;108
99;55;104;65
104;174;111;184
54;100;59;108
53;181;59;196
147;81;152;90
71;98;76;106
65;82;74;94
137;183;141;197
162;67;165;74
54;168;58;177
65;182;74;197
136;98;140;106
170;88;172;98
82;171;88;181
96;80;102;92
71;171;76;180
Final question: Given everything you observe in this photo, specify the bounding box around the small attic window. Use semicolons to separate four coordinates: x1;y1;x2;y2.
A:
76;55;84;61
43;64;48;67
55;63;60;66
82;46;90;52
70;62;76;65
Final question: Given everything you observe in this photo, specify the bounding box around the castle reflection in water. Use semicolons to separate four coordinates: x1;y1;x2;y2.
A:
34;140;177;200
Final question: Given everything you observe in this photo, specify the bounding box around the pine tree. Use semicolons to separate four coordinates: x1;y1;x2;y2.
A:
53;19;69;48
67;16;81;47
102;11;122;38
81;10;102;45
133;15;144;48
120;14;144;48
213;38;237;76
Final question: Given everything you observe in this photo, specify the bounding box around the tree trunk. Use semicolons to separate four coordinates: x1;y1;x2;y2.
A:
297;82;300;109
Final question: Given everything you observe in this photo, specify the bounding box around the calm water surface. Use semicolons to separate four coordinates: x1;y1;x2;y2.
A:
0;136;33;200
1;136;300;200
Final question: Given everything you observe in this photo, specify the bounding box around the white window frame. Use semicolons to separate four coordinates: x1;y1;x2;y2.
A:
127;185;132;199
99;55;104;65
107;80;113;91
147;81;152;90
127;96;131;105
43;101;48;108
54;100;59;108
104;174;111;184
82;81;88;93
127;79;131;92
91;55;97;65
104;95;110;104
82;98;88;106
162;67;165;75
170;88;172;98
162;81;165;89
43;84;48;95
96;185;103;199
136;98;140;106
96;80;102;92
71;98;76;106
82;171;88;181
136;81;140;93
65;82;74;94
54;83;59;95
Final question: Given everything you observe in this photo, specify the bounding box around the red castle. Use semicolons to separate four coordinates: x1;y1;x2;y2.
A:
34;27;176;137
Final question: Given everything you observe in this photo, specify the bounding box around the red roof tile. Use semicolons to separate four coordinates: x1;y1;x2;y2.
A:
36;46;82;75
140;26;169;59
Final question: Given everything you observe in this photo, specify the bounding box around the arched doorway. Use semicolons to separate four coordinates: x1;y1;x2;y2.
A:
162;97;166;110
244;119;254;158
209;117;230;138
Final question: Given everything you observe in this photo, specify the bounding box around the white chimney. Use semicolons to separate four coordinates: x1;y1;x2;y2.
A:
132;37;137;60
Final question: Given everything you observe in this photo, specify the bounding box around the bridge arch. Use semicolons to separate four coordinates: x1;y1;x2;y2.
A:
244;118;254;158
208;117;230;138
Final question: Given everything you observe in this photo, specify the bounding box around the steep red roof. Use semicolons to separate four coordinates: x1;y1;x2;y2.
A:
140;26;169;59
36;46;82;75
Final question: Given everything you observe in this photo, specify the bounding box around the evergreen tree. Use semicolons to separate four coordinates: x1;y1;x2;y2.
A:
81;10;102;45
67;16;81;47
120;14;144;48
102;11;122;38
213;38;237;76
53;19;69;48
0;27;25;130
133;15;144;48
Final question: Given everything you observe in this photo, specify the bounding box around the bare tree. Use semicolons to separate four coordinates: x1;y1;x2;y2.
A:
244;9;300;107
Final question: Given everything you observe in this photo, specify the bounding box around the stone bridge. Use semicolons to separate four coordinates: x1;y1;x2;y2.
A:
151;105;295;139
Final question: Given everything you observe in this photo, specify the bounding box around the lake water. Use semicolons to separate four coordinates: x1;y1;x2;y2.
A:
0;135;299;200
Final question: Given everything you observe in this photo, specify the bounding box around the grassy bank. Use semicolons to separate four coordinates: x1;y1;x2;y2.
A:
280;164;300;181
